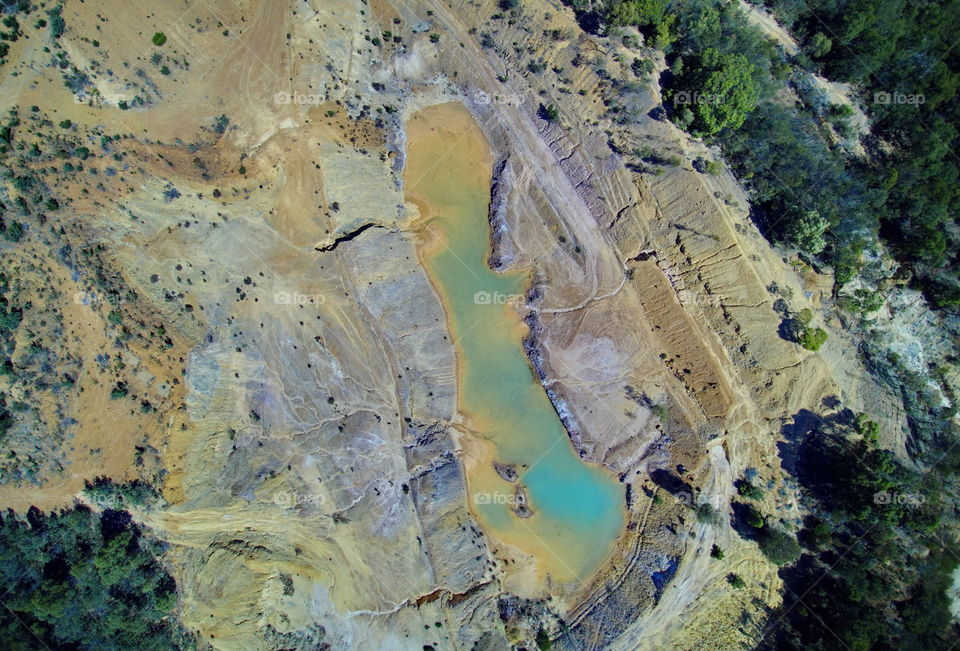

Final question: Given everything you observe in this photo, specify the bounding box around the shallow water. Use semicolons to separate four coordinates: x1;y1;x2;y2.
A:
404;102;625;583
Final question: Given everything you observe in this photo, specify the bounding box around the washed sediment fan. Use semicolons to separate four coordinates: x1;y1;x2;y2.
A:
404;102;625;585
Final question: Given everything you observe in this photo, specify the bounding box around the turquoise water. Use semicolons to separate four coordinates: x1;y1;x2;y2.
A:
406;103;625;582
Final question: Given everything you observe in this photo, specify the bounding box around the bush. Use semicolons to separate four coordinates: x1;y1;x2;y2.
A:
695;502;722;525
151;32;167;46
109;382;128;399
47;6;64;39
758;526;802;566
728;573;745;589
784;208;828;254
799;327;828;351
674;47;760;135
538;103;559;121
737;481;763;501
535;628;552;650
84;477;158;508
745;504;765;528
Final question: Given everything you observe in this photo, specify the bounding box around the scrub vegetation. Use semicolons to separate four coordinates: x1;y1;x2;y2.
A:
564;0;960;646
571;0;960;309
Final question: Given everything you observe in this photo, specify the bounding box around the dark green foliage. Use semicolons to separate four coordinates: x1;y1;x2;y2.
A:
606;0;673;48
109;381;128;399
0;505;184;649
84;476;159;508
744;504;764;528
797;326;827;351
46;5;64;39
756;526;801;566
736;480;763;501
1;219;24;242
212;114;229;135
0;392;14;442
766;419;958;648
710;544;724;559
536;627;553;650
777;302;828;350
672;47;760;135
694;502;721;525
760;0;960;304
538;103;559;121
855;412;880;445
151;32;166;46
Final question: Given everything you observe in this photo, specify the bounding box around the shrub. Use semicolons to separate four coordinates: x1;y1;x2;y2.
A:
151;32;167;46
758;526;802;566
745;504;765;528
47;6;65;39
737;481;763;501
695;502;722;525
728;573;745;589
538;103;559;121
2;220;24;242
784;208;828;254
674;48;760;135
212;114;230;134
799;327;828;351
535;628;552;650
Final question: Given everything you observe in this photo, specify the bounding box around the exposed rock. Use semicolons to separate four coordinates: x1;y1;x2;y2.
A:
494;462;518;483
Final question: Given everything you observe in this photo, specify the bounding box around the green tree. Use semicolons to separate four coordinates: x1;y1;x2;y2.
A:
680;48;759;135
810;32;832;58
784;208;828;254
758;526;802;566
539;103;559;121
799;327;828;351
